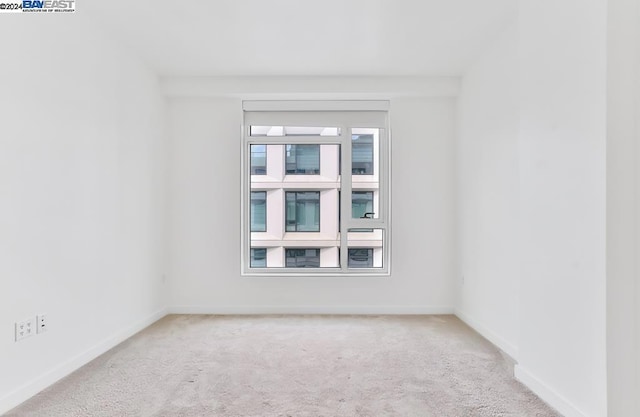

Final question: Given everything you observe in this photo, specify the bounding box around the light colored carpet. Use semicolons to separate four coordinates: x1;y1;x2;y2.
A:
7;315;560;417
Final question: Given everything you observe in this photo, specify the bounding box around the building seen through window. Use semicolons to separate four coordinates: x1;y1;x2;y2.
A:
244;109;388;273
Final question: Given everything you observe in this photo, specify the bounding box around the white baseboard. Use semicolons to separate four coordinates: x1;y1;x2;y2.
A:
515;365;588;417
0;308;168;415
454;309;519;360
168;305;455;315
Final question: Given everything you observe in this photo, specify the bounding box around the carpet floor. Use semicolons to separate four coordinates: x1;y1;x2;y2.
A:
7;315;560;417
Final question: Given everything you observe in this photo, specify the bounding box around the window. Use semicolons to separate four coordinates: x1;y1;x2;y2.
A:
250;248;267;267
251;191;266;232
286;191;320;232
352;191;373;219
352;134;374;175
250;145;266;175
285;248;320;268
242;102;390;275
285;144;320;174
348;248;373;268
251;126;341;137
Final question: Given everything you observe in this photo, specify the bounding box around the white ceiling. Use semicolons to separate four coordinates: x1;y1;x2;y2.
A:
87;0;517;77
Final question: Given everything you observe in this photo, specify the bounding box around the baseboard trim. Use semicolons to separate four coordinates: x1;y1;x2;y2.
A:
0;307;168;415
454;309;519;360
168;305;455;315
514;364;588;417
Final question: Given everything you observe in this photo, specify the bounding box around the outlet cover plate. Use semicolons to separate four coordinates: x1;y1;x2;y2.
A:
36;314;47;334
15;318;35;341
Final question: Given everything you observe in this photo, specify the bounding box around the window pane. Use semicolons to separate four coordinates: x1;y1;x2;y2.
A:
251;191;266;232
250;144;266;175
347;228;383;268
296;192;320;232
285;191;320;232
285;192;296;232
286;144;320;174
348;248;373;268
352;134;373;175
251;126;341;136
352;191;373;219
285;248;320;267
250;248;267;267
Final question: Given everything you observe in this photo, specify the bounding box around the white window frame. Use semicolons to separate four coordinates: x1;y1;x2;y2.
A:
241;101;391;276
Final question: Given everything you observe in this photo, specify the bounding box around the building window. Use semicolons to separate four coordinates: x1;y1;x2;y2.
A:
285;248;320;268
251;191;266;232
250;144;266;175
285;191;320;232
285;144;320;174
243;103;390;275
348;248;374;268
250;248;267;267
352;134;374;175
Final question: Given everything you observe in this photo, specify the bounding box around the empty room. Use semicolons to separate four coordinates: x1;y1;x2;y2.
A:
1;1;639;416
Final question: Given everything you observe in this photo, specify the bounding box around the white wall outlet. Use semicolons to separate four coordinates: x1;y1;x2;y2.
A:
36;314;47;334
15;318;35;341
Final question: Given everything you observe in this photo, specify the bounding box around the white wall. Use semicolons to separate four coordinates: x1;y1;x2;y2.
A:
0;15;167;413
516;1;607;416
455;24;520;358
167;92;456;313
606;0;640;415
457;2;610;415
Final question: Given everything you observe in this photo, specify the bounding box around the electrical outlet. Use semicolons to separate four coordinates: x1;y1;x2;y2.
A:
15;318;35;341
36;314;47;334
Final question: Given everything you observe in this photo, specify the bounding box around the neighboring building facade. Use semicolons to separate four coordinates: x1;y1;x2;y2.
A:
250;129;383;268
